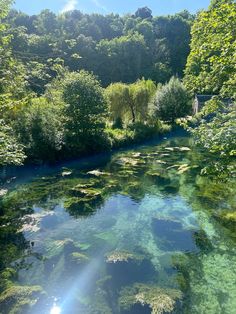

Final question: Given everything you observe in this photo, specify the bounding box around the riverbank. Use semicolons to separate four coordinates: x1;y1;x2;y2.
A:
0;122;176;185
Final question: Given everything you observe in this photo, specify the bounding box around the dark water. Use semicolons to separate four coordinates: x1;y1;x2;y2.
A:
0;136;236;314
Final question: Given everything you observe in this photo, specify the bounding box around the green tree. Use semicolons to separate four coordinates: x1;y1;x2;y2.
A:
189;98;236;177
184;0;236;97
62;71;109;155
106;79;156;125
152;77;192;122
135;7;152;19
154;15;192;77
96;32;148;85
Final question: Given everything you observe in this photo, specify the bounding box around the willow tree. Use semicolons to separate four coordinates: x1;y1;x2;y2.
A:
106;79;156;126
184;0;236;97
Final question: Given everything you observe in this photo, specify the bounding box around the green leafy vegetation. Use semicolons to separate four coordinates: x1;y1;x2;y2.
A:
0;0;235;312
184;0;236;97
151;77;192;122
182;0;236;177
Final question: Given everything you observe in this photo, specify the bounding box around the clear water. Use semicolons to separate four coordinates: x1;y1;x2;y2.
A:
0;135;236;314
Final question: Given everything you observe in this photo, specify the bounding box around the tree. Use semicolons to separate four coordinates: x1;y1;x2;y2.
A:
154;15;192;76
106;79;156;125
62;71;109;155
152;77;192;122
135;7;152;19
96;32;148;85
184;0;236;97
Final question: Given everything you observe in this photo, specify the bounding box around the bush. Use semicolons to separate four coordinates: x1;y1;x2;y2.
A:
106;121;171;149
13;97;63;162
152;77;192;122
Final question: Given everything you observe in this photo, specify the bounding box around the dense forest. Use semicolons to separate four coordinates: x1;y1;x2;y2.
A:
0;0;235;174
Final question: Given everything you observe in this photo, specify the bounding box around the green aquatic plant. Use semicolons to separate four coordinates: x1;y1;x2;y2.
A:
0;268;17;292
119;283;182;314
0;285;44;314
70;252;90;264
106;251;144;263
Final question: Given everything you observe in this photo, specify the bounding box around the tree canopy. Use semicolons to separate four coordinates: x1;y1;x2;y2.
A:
184;0;236;97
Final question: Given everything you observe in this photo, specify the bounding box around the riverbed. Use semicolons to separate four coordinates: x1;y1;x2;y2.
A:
0;135;235;314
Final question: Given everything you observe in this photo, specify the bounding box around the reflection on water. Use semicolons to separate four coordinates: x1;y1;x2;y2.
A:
0;135;235;313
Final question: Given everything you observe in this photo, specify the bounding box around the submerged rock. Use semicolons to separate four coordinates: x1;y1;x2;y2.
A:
178;147;191;152
87;170;110;177
0;189;8;197
119;283;182;314
61;168;73;177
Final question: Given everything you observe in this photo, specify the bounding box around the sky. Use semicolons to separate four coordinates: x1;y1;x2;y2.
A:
13;0;211;16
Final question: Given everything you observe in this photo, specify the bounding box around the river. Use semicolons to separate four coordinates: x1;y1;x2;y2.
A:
0;135;235;314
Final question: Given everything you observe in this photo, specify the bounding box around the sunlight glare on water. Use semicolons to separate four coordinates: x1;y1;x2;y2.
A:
50;304;61;314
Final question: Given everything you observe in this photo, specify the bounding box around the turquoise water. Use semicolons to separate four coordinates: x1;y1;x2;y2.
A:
0;135;235;314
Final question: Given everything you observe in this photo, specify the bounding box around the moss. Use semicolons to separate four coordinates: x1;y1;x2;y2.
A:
70;252;90;264
119;283;182;314
0;285;44;314
69;185;103;198
219;211;236;224
89;287;113;314
106;251;144;263
0;268;17;292
64;193;104;217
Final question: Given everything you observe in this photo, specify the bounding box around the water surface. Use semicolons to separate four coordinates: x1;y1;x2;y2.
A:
0;135;235;314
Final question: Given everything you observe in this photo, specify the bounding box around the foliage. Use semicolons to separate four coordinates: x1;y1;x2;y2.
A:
106;79;156;125
62;70;110;155
106;121;170;149
152;77;192;122
135;7;153;19
0;119;25;166
184;0;236;97
6;7;194;89
12;97;63;162
188;99;236;177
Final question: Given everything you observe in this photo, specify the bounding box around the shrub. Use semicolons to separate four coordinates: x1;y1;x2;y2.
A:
152;77;192;122
13;97;63;162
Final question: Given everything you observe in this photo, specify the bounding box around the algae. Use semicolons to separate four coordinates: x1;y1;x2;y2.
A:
0;285;44;314
119;283;182;314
